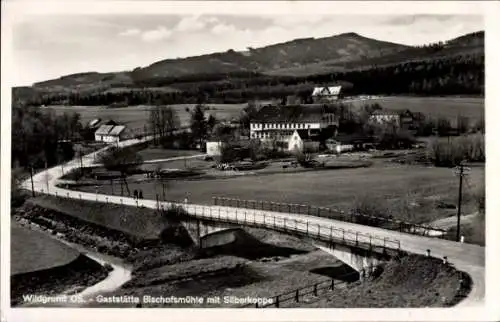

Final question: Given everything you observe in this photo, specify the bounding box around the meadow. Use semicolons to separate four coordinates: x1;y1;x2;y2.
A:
75;161;484;224
48;103;245;131
349;96;484;124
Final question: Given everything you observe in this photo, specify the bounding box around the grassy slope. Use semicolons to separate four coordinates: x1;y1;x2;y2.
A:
298;254;468;308
11;224;80;275
28;195;167;240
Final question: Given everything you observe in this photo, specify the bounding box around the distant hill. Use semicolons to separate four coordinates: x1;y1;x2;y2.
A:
15;30;484;101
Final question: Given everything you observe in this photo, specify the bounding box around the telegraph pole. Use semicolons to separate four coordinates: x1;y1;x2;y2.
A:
454;161;470;242
30;166;35;197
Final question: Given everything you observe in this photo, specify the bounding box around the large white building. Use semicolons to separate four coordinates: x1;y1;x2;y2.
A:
249;104;339;151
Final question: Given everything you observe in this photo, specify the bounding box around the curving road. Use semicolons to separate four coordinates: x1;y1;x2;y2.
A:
21;136;485;308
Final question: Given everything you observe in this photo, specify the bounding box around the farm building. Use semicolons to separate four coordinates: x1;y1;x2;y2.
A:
368;109;415;129
311;85;343;102
249;104;339;151
94;124;132;143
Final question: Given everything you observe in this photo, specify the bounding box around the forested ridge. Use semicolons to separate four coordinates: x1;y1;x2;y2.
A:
13;31;484;106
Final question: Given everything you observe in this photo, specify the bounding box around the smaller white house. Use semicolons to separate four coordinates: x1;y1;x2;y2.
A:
94;124;131;143
206;141;225;156
288;130;320;153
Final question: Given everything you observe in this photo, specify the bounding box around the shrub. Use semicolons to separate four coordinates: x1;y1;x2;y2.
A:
427;134;484;167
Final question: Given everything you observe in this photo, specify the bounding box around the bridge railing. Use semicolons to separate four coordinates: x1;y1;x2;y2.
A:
212;196;446;238
33;187;401;253
171;203;401;252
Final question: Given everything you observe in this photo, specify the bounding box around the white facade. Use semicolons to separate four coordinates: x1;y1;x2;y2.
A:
206;141;224;156
250;114;337;142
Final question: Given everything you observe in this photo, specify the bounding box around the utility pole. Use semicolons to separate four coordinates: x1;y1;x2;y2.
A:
454;161;470;242
30;166;35;197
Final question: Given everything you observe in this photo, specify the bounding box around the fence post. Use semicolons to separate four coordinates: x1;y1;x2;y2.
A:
313;284;318;296
288;204;291;213
331;279;335;290
275;296;279;308
295;219;298;231
295;290;299;302
369;235;372;248
308;205;311;215
263;213;266;225
284;218;287;231
317;207;320;217
306;221;309;234
355;232;359;245
317;224;320;238
331;226;334;241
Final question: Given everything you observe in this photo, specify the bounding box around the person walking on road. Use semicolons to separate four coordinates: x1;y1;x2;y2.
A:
133;189;138;200
138;190;143;199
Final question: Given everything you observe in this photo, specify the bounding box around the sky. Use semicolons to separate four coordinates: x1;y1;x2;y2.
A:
11;14;483;86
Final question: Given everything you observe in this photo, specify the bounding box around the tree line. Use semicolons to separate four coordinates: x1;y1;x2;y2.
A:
12;105;83;169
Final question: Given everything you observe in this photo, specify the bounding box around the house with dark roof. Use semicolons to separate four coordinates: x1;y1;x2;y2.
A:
250;104;339;151
368;109;415;129
311;85;343;102
94;124;132;143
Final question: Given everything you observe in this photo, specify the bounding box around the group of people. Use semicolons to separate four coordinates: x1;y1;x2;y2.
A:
133;189;144;200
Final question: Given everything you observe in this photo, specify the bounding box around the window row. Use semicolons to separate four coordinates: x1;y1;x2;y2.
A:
251;123;312;129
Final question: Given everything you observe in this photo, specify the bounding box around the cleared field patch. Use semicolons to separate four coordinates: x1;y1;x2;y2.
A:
48;103;245;131
11;224;80;275
349;96;484;123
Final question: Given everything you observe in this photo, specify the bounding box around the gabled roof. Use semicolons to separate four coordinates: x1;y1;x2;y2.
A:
88;118;101;127
312;86;342;96
95;125;114;135
371;109;400;116
252;104;337;123
293;129;321;141
108;125;126;136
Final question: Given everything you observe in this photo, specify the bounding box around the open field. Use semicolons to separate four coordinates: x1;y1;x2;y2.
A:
11;224;80;275
349;96;484;123
47;103;245;131
75;161;484;224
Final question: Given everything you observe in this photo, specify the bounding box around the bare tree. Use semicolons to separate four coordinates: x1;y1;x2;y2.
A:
98;146;143;196
149;105;180;145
